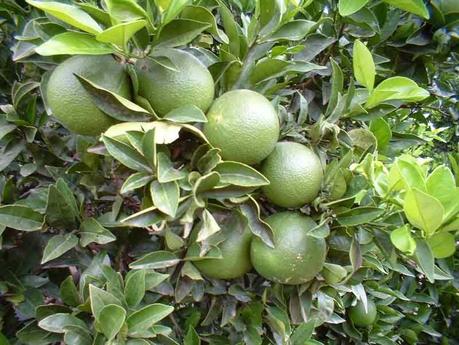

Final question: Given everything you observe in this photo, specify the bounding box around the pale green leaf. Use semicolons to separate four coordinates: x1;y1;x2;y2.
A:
214;161;270;187
125;270;146;308
390;225;416;255
404;188;444;235
150;181;180;217
127;304;174;336
338;0;370;16
0;205;44;231
97;304;126;340
353;40;375;91
41;234;79;264
96;20;147;47
382;0;430;19
428;232;456;258
35;32;114;56
129;250;180;270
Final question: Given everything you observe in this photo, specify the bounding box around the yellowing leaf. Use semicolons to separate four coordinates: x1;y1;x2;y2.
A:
404;188;444;236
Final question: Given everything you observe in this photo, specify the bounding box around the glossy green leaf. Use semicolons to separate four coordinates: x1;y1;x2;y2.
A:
121;206;164;227
127;304;174;336
428;232;456;258
214;161;270;187
163;104;207;123
337;207;384;226
38;313;87;333
162;0;191;25
196;209;221;242
390;225;416;255
265;20;315;42
426;166;459;222
60;276;81;307
154;19;210;48
76;75;153;122
353;40;375;91
181;5;229;43
26;0;102;34
96;20;146;47
89;285;122;319
366;77;429;108
404;188;444;236
106;0;150;24
157;152;187;183
80;218;116;247
239;197;274;248
121;172;154;194
102;136;152;173
338;0;370;16
382;0;430;19
0;205;44;231
130;250;180;269
414;239;435;283
97;304;126;340
322;263;348;284
259;0;286;37
184;326;201;345
41;234;78;264
35;32;114;56
150;181;180;217
370;117;392;150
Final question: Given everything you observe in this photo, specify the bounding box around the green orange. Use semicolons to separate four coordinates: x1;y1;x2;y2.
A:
194;213;253;280
261;142;323;208
47;55;130;136
203;89;280;165
136;49;214;115
250;211;326;285
349;299;377;327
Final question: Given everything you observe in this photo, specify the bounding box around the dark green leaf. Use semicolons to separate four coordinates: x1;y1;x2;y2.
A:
41;234;79;264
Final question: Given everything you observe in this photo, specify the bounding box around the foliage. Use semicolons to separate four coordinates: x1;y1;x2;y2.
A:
0;0;458;344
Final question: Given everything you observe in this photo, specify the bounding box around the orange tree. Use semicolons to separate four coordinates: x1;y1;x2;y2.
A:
0;0;458;344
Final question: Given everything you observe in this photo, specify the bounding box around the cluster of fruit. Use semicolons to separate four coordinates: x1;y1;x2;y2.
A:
46;49;326;283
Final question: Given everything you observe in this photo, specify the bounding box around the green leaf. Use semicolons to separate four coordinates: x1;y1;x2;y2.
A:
63;327;92;345
60;276;81;307
325;58;344;117
89;285;122;319
78;3;112;27
157;152;187;183
426;166;459;222
162;0;191;25
291;321;314;345
121;172;154;194
102;136;152;173
106;0;151;24
150;181;180;217
184;326;201;345
130;250;180;269
154;19;210;48
145;271;170;290
121;206;164;227
390;225;416;255
41;234;79;264
38;313;87;333
404;188;444;236
163;105;207;123
181;5;229;43
414;239;435;283
193;172;220;207
370;117;392;150
96;19;146;47
127;304;174;336
337;207;384;226
0;205;44;231
124;270;146;308
80;218;116;247
366;77;429;109
259;0;286;37
382;0;430;19
265;20;316;42
428;232;456;259
97;304;126;340
196;209;221;242
338;0;370;16
35;32;114;56
214;161;270;187
239;197;274;248
26;0;102;34
76;75;153;122
45;185;78;228
353;40;375;91
322;263;348;284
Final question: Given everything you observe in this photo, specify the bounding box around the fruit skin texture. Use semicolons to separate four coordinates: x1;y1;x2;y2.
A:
194;214;253;280
250;212;326;285
203;89;280;165
349;299;377;327
47;55;130;136
261;142;323;208
136;49;214;115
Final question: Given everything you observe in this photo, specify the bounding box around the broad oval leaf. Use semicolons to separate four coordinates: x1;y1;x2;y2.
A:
26;0;102;34
0;205;44;231
404;188;444;236
129;250;180;270
154;19;210;48
150;181;180;217
264;19;316;42
163;104;207;123
338;0;370;16
38;313;87;333
428;232;456;259
79;218;116;247
390;225;416;255
89;285;122;319
353;40;375;91
214;161;269;187
35;32;114;56
102;136;152;173
41;233;79;264
382;0;430;19
97;304;126;340
125;270;146;308
96;20;147;47
121;172;154;194
127;304;174;336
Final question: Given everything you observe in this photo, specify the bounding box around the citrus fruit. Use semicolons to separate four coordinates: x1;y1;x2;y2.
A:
194;213;253;280
136;49;214;115
250;211;326;285
203;89;280;165
261;142;323;208
349;299;377;327
47;55;130;136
